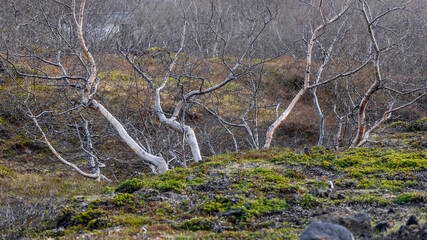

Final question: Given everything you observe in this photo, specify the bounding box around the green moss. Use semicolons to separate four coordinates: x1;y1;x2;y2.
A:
116;167;193;194
394;192;426;205
88;198;102;210
112;214;151;227
146;47;163;53
304;180;327;189
270;152;309;164
333;156;363;168
298;194;321;209
230;197;290;222
408;118;427;131
116;178;144;193
69;208;111;230
86;217;112;230
154;201;174;217
101;186;115;194
179;217;215;231
390;121;408;129
200;195;231;214
157;179;186;193
0;165;14;177
233;168;298;194
355;178;414;192
284;169;305;179
348;194;389;206
112;193;136;208
229;180;254;192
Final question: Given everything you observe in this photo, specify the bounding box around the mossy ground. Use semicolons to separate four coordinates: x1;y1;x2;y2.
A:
0;117;426;239
1;145;423;239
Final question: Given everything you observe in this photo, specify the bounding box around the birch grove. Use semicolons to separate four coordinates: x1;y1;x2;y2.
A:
0;0;425;178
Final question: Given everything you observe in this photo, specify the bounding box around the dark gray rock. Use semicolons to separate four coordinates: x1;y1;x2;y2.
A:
309;188;331;198
407;215;418;226
422;222;427;240
373;220;427;240
299;221;354;240
397;224;421;239
219;208;244;218
328;213;372;239
374;221;391;233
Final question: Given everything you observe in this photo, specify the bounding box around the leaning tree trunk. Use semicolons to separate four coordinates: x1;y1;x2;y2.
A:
264;88;306;148
93;100;168;173
72;0;169;173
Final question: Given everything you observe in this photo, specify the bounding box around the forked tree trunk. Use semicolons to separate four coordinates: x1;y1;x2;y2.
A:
350;84;379;148
155;95;202;163
263;3;349;148
351;1;382;148
72;0;169;173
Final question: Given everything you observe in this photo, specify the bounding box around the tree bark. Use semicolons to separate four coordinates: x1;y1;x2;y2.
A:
264;88;306;148
92;100;168;173
310;89;325;147
263;2;349;148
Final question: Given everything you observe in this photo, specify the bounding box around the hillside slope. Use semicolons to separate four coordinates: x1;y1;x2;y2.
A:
0;119;426;239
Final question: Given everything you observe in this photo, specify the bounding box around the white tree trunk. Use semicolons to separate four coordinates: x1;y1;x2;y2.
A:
264;88;305;148
263;3;349;149
184;126;202;162
310;88;325;147
93;100;168;173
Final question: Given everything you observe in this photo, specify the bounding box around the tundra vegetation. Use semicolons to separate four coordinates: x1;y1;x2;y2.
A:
0;0;426;239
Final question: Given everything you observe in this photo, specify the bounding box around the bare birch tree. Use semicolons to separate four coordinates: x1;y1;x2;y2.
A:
351;0;427;147
122;0;274;162
263;0;352;149
1;0;168;177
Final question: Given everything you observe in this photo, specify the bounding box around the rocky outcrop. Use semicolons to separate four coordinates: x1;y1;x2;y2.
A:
299;221;354;240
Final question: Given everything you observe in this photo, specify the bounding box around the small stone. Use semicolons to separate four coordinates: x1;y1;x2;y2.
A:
219;208;244;218
398;224;422;239
309;188;331;198
387;208;395;214
374;221;391;233
185;176;195;181
336;193;346;200
422;222;427;240
406;215;418;226
24;148;32;154
52;227;64;235
299;221;354;240
265;194;275;199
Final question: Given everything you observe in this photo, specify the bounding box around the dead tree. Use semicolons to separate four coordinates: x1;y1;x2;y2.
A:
123;0;273;161
1;0;168;177
351;0;427;148
263;0;352;149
